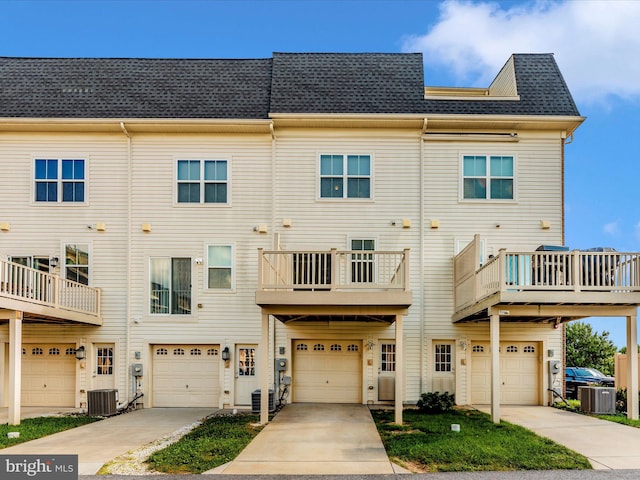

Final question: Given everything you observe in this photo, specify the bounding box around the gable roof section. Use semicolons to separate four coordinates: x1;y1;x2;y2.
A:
0;53;580;120
0;57;273;119
269;52;426;114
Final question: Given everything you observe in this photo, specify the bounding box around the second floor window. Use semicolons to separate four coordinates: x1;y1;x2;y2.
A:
150;257;191;315
65;243;89;285
35;158;85;203
462;155;514;200
320;154;371;199
207;245;233;289
177;160;228;203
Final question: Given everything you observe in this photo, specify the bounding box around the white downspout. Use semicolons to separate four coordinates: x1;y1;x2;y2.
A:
419;118;427;393
120;121;133;402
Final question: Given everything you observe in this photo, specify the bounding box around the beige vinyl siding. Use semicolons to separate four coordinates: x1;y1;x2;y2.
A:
422;132;565;404
0;132;131;404
489;56;518;97
0;123;567;410
271;129;424;402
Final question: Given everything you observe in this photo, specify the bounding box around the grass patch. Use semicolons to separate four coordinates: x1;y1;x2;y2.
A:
372;409;591;472
1;416;101;448
146;413;262;474
593;413;640;427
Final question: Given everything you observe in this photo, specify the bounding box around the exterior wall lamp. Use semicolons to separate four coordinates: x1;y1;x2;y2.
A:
221;346;231;361
75;345;86;360
50;257;59;268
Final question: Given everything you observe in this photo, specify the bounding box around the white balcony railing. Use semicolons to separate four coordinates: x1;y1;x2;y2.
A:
258;248;410;292
0;258;101;318
455;241;640;312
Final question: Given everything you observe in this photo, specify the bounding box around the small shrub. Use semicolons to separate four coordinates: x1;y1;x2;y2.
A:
416;391;455;413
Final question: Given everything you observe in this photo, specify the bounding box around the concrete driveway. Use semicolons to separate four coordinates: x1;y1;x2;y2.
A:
1;407;215;475
479;406;640;470
212;403;400;475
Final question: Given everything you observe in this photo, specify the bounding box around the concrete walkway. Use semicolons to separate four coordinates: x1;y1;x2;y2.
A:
479;406;640;470
1;407;215;475
212;403;400;475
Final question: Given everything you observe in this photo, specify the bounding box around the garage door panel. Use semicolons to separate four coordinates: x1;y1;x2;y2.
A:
22;344;76;407
293;341;362;403
153;345;220;407
471;342;540;405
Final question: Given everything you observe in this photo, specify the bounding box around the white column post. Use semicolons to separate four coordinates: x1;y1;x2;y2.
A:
260;313;270;425
490;313;500;423
394;314;404;425
627;311;638;420
8;311;23;425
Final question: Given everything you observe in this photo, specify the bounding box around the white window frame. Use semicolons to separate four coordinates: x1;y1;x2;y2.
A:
175;158;230;205
380;342;396;372
62;243;91;285
95;346;114;376
206;244;234;291
149;257;192;315
318;153;373;200
460;154;516;201
32;156;88;205
349;238;376;284
434;343;453;372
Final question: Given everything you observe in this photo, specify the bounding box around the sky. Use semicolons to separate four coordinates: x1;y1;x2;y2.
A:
1;0;639;347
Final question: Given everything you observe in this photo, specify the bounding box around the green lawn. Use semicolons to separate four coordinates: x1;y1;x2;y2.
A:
146;413;263;474
372;409;592;472
0;416;101;448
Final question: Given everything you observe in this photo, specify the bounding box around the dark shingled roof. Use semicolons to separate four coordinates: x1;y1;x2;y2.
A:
423;54;580;116
0;57;273;118
270;52;426;114
0;53;580;119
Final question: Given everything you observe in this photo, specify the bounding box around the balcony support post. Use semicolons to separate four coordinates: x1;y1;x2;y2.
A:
403;249;410;291
394;314;404;425
490;312;500;423
572;250;581;292
330;248;338;291
627;311;639;420
8;310;23;426
260;312;270;425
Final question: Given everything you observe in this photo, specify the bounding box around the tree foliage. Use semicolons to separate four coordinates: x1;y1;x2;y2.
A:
565;322;617;376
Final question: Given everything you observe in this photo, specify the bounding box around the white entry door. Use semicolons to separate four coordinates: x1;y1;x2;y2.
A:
432;341;455;394
93;344;115;390
235;345;258;405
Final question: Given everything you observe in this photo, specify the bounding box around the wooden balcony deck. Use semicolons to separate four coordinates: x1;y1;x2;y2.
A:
0;259;101;325
454;236;640;323
255;248;412;323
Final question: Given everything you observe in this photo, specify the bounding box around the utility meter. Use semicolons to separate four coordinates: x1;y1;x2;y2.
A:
275;358;287;371
131;363;143;377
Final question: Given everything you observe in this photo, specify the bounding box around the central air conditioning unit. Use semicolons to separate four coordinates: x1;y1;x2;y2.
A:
578;386;616;414
87;389;118;416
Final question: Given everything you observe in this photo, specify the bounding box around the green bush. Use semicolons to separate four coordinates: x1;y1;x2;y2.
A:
610;388;640;414
416;391;455;413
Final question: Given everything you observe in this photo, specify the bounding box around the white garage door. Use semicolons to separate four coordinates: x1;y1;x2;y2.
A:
152;345;220;407
293;340;362;403
22;344;76;406
471;341;540;405
471;342;540;405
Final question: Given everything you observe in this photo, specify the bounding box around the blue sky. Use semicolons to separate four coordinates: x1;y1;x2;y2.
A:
2;0;639;347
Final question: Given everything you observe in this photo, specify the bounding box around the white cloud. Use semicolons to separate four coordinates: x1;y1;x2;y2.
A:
603;221;620;236
402;0;640;103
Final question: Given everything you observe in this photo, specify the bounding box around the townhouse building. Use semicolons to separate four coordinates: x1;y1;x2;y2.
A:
1;52;639;425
